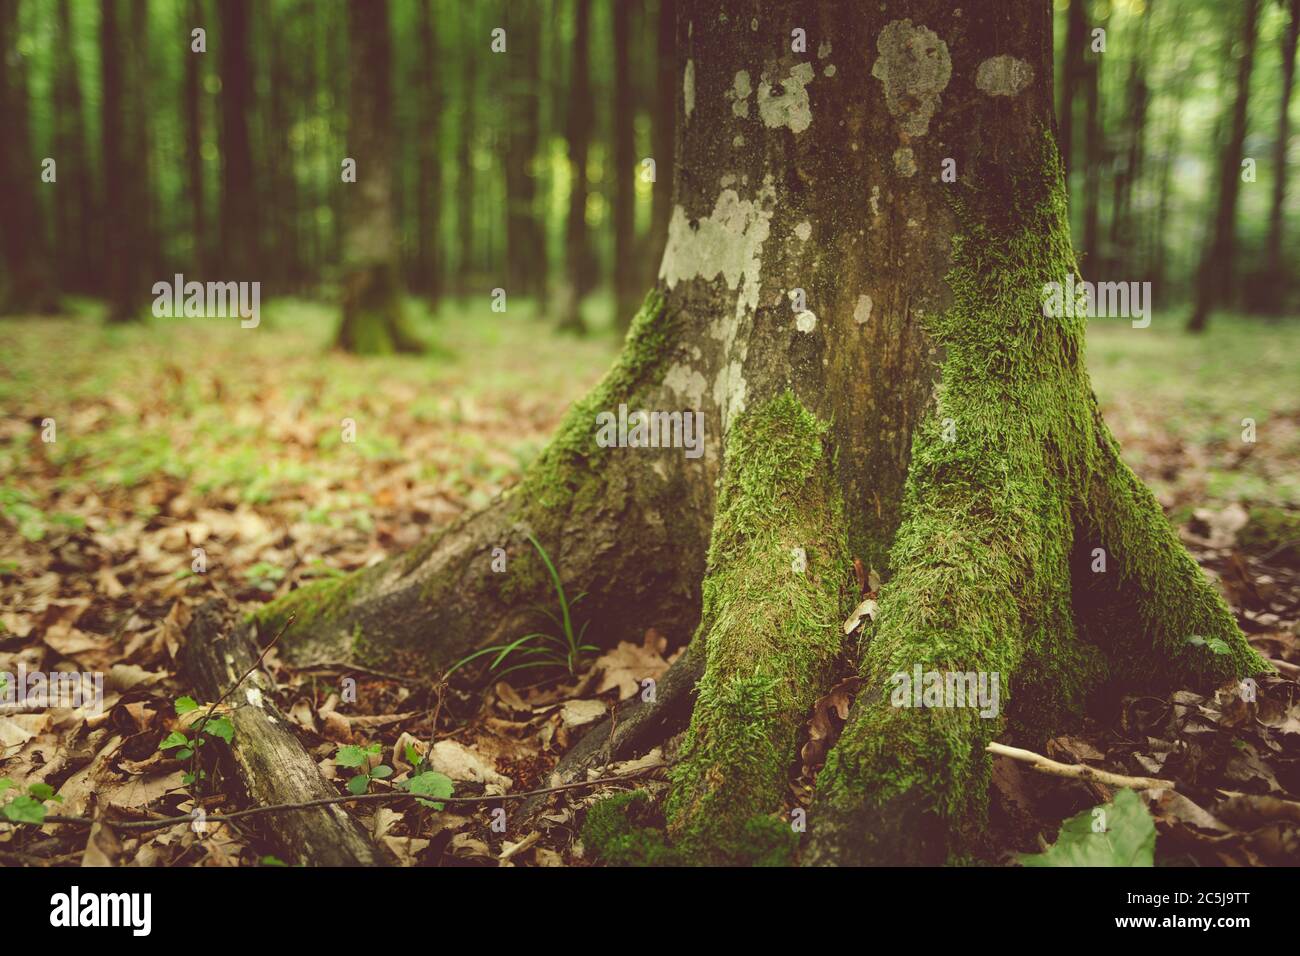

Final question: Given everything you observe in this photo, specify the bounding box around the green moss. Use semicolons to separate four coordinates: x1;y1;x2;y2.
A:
812;131;1265;863
251;568;373;646
515;289;672;512
665;391;850;863
582;792;795;867
581;792;681;866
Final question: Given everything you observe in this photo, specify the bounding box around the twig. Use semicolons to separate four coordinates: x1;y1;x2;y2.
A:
987;741;1174;790
41;768;657;832
294;661;421;685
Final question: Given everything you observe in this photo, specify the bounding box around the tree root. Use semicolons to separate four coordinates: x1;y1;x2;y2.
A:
663;394;852;864
254;291;714;675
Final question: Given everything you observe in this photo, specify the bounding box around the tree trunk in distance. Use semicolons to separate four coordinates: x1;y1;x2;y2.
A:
219;0;257;284
1187;0;1261;332
0;0;58;314
559;0;595;334
1259;0;1299;313
335;0;423;354
53;0;94;293
255;0;1268;866
99;0;146;322
183;0;206;276
612;0;637;329
415;0;442;307
1058;0;1087;178
504;0;547;309
1081;4;1104;270
457;1;478;289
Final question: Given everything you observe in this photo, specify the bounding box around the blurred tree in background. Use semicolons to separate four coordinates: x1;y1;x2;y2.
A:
0;0;1295;330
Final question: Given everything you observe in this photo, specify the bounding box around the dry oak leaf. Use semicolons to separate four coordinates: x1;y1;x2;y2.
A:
592;631;672;700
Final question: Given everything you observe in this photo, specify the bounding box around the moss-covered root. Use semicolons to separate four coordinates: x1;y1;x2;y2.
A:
336;262;425;355
251;290;707;674
804;406;1099;865
1075;417;1271;690
665;392;850;864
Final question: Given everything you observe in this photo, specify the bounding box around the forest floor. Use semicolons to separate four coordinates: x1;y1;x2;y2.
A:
2;301;1298;866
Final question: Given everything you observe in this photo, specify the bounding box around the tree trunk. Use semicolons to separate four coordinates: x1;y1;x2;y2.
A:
1259;0;1300;313
457;2;477;289
414;0;442;306
1081;4;1104;270
611;0;637;329
256;0;1267;865
504;0;547;306
1187;0;1261;333
183;0;206;275
53;0;95;293
1058;0;1087;178
335;0;423;354
558;0;595;334
1108;0;1153;270
99;0;146;322
219;0;257;282
647;0;676;274
0;0;58;314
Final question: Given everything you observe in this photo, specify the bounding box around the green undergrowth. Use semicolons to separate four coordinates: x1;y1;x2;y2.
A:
665;391;849;864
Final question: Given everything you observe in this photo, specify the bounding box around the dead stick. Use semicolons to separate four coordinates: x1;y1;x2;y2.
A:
987;741;1174;790
42;767;658;832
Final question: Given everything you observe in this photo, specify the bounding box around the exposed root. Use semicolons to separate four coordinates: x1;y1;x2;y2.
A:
664;392;851;864
254;290;713;674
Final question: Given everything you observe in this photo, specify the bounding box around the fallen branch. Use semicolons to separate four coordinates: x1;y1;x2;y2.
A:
987;741;1174;790
43;768;658;832
178;599;395;865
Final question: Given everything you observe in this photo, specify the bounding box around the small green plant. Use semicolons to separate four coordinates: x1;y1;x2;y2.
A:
0;779;63;825
244;561;288;593
1186;634;1232;656
446;532;597;681
159;695;235;786
335;743;393;795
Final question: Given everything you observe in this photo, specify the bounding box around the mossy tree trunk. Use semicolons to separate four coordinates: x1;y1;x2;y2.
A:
258;0;1267;865
335;0;424;355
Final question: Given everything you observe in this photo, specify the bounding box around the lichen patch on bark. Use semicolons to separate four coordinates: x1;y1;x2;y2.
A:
872;19;952;137
975;55;1034;96
757;62;815;133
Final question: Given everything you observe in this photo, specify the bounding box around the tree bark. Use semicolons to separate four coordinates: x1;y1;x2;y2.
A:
504;0;547;306
219;0;257;282
414;0;443;305
611;0;638;329
183;0;207;276
53;0;95;293
0;0;58;314
559;0;595;334
1058;0;1087;178
1187;0;1261;332
1259;0;1300;313
647;0;676;277
456;1;478;289
257;0;1267;866
335;0;423;354
99;0;146;322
